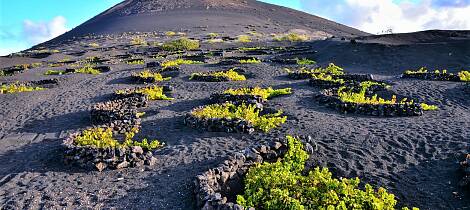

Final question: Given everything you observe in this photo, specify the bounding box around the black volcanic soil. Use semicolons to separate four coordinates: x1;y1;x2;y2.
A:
1;0;470;209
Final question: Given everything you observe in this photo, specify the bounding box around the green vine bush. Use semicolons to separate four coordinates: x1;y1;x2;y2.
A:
236;136;417;210
239;58;262;64
132;70;171;83
126;59;145;65
314;80;438;116
190;68;246;82
224;87;292;100
75;65;102;74
162;38;200;51
274;32;309;42
186;103;286;133
402;67;464;81
237;35;252;43
115;85;173;100
296;58;316;65
44;70;66;75
161;59;203;69
1;82;45;94
309;73;345;88
286;63;344;79
73;127;163;150
459;70;470;82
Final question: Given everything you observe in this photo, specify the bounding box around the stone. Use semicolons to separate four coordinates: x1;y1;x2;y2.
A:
131;146;144;154
145;157;158;166
305;143;315;154
116;161;129;169
95;162;107;172
272;141;283;150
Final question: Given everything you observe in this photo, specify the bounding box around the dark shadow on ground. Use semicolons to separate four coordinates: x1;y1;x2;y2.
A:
13;110;89;134
392;157;470;209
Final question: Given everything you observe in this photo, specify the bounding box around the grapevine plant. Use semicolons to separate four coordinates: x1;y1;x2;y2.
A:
190;69;246;81
162;38;200;51
74;127;164;150
223;87;292;100
337;81;438;110
286;63;344;76
190;103;287;132
311;73;345;84
236;136;418;210
75;65;102;75
459;70;470;82
161;59;203;69
239;58;262;64
0;82;45;94
296;58;316;65
132;70;171;81
126;59;145;65
115;85;173;100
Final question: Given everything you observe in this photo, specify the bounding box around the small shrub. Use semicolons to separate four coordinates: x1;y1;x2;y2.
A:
338;86;405;105
31;62;42;68
116;85;173;100
127;59;145;65
130;37;147;46
207;33;219;38
191;103;286;132
239;47;261;51
161;59;203;69
132;70;171;81
162;38;200;51
239;58;261;64
311;73;345;84
274;32;309;42
421;103;439;111
44;70;66;75
89;43;100;48
237;35;252;43
296;58;316;65
165;31;177;36
459;70;470;82
404;67;428;75
1;82;45;94
224;87;292;100
190;68;246;81
236;136;414;210
286;63;344;76
74;127;163;150
75;65;102;75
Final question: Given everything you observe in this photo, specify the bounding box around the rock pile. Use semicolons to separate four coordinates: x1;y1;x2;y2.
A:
184;113;255;134
91;95;147;134
309;78;343;88
210;94;264;109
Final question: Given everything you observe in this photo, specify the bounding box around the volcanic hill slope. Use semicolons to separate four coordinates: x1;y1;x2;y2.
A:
1;0;470;209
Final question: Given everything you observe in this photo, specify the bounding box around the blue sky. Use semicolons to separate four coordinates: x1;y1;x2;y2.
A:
1;0;469;55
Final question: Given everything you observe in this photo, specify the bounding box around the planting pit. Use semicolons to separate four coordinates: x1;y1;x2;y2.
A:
314;89;423;117
63;128;158;171
91;94;147;133
194;137;316;210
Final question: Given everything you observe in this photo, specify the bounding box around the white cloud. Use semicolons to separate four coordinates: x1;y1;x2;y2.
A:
299;0;470;34
22;16;68;45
